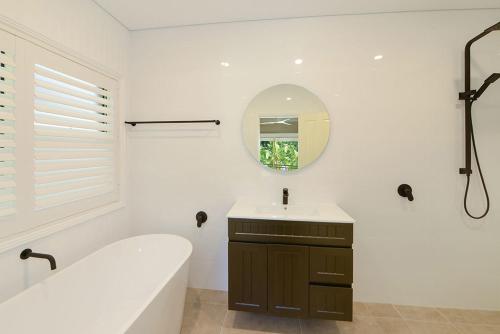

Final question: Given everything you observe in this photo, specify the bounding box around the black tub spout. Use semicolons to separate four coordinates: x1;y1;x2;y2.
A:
20;249;57;270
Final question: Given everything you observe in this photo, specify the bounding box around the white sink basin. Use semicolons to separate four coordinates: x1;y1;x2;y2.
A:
255;204;319;217
227;200;355;223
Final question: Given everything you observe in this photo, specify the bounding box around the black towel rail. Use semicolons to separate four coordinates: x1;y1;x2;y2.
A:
125;120;220;126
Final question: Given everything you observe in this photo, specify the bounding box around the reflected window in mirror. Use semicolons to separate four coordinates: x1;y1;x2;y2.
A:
259;116;299;171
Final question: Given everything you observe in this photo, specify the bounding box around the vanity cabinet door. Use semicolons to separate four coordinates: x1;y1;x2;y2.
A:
228;242;268;312
268;245;309;317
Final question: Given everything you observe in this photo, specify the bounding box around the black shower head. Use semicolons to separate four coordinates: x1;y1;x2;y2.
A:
473;73;500;101
484;22;500;33
486;73;500;84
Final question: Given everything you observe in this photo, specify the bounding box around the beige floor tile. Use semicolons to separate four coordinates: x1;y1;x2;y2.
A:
364;303;401;318
353;302;371;316
198;288;228;305
395;305;449;322
221;328;284;334
472;310;500;326
454;323;500;334
300;318;341;334
437;308;479;324
336;315;385;334
223;310;300;334
181;292;500;334
181;302;227;334
181;323;223;334
183;302;227;324
438;308;500;325
374;318;412;334
185;288;203;305
405;321;460;334
300;315;384;334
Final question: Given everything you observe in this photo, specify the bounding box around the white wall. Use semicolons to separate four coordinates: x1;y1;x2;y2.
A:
1;0;129;75
0;0;131;303
129;10;500;310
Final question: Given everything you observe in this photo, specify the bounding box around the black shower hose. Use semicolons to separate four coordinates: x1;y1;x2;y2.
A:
464;114;490;219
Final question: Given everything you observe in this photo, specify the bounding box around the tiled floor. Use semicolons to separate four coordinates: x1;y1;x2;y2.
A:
181;288;500;334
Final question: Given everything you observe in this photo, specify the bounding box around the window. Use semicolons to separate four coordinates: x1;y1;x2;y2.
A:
0;28;120;242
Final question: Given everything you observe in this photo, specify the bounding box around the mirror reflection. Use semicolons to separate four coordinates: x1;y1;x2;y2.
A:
243;84;330;172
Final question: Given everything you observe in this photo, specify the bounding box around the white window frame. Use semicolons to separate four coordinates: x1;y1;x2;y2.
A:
0;17;125;253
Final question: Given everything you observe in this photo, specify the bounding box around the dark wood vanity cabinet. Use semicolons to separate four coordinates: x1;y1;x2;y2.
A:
228;218;353;321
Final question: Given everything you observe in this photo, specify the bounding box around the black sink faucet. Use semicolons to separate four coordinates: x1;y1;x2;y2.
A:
20;249;57;270
283;188;289;205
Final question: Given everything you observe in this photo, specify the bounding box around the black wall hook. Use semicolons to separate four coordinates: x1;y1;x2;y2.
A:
398;184;414;201
196;211;208;228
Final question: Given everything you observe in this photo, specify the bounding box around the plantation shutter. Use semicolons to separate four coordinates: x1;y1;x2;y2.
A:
0;46;16;218
0;27;121;246
33;64;115;210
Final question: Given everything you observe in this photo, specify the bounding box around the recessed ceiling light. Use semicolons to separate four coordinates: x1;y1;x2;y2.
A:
294;58;303;65
374;55;384;60
286;97;292;101
220;62;230;67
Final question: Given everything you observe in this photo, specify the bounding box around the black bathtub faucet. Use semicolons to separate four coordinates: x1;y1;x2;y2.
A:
283;188;289;205
20;249;57;270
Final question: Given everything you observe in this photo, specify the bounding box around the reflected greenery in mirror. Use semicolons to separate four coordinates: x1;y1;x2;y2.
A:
259;116;299;171
243;84;330;172
260;140;299;171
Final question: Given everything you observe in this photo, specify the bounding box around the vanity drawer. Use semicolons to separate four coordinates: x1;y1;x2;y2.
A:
228;218;353;247
309;247;353;285
309;285;353;321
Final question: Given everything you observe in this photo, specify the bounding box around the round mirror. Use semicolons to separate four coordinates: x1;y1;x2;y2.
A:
242;84;330;172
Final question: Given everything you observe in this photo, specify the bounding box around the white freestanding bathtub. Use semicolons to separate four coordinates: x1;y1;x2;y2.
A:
0;234;192;334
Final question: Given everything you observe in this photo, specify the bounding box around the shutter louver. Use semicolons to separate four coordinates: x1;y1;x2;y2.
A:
0;50;16;218
34;64;114;210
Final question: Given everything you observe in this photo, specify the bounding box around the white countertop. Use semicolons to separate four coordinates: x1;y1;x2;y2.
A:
226;199;355;223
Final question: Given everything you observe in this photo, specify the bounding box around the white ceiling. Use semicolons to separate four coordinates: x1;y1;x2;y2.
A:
93;0;500;31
